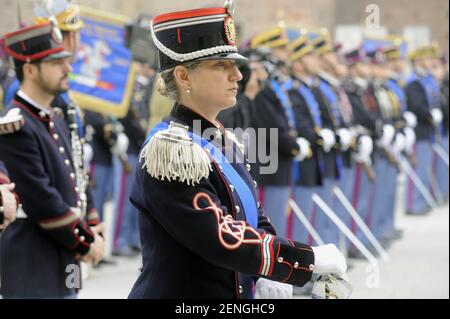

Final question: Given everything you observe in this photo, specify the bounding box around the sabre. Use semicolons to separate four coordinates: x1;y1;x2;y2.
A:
311;193;378;265
333;186;389;262
288;199;325;246
397;156;438;209
432;143;449;167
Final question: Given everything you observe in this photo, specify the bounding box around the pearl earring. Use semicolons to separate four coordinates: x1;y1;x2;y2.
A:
186;87;191;94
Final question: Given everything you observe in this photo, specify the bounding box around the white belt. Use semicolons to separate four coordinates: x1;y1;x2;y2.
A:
16;206;82;219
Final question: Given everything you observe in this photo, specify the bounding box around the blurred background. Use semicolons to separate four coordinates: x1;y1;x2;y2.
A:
0;0;448;52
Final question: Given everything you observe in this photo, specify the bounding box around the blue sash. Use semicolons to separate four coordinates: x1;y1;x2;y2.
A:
144;122;259;229
387;79;407;114
270;79;302;183
319;80;342;127
270;79;297;130
298;84;323;128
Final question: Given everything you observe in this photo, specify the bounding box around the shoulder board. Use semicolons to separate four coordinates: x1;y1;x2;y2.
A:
140;121;212;186
0;108;25;135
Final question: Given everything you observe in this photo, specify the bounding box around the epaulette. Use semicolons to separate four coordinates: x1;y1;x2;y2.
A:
0;108;25;135
140;121;212;186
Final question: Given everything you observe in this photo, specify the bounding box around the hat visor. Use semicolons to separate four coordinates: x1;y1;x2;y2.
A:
197;52;248;63
41;50;72;62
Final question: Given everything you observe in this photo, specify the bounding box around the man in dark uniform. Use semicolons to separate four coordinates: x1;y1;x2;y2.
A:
249;26;311;239
288;35;335;244
343;48;381;254
426;44;449;202
405;46;444;215
0;22;104;298
309;34;357;248
128;5;347;299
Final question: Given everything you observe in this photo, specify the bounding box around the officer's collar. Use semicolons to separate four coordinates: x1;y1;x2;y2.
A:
170;103;226;145
14;90;52;120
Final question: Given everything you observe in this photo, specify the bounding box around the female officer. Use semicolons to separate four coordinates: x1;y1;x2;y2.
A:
128;3;347;299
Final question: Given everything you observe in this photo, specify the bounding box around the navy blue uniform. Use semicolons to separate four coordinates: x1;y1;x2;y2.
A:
406;77;437;141
128;104;315;299
0;94;99;298
250;84;300;186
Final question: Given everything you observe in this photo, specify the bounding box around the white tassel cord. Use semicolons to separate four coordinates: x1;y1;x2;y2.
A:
141;135;212;186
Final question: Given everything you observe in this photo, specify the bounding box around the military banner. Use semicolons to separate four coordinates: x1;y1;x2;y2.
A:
70;6;137;118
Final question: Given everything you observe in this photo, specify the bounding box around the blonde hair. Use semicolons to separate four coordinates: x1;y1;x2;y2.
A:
156;61;203;101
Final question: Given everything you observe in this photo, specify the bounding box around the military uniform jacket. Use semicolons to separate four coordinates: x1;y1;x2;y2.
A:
128;104;315;299
287;84;324;187
312;78;344;179
0;93;99;298
250;84;300;186
406;77;439;141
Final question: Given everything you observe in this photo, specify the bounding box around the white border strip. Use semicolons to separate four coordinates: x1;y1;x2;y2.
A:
153;13;228;30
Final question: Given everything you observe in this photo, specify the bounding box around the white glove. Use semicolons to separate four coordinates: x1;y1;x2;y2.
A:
83;143;94;168
311;244;347;276
392;133;406;155
353;135;373;165
254;278;293;299
403;127;416;156
377;124;395;148
295;137;312;161
111;133;129;155
337;128;353;152
318;128;336;153
403;111;417;128
430;108;443;126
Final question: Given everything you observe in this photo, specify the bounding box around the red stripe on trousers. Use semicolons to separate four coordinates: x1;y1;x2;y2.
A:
351;164;361;233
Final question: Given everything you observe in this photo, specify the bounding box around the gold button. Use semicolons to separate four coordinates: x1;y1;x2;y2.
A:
59;147;65;154
229;185;235;192
278;257;284;263
239;285;243;294
49;122;55;128
53;134;59;140
235;205;240;213
309;264;315;271
64;159;70;166
294;262;299;268
246;163;251;171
